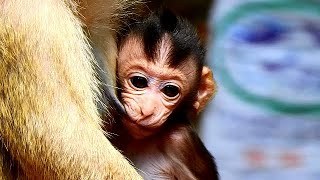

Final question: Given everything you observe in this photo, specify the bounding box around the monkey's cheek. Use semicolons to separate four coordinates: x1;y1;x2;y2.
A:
122;99;141;120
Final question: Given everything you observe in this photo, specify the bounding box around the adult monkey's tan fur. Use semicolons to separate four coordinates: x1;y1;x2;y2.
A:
0;0;142;179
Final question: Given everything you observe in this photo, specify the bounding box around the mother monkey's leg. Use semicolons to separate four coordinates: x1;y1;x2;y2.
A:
0;0;141;179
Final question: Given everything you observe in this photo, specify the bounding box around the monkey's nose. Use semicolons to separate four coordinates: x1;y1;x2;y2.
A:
140;105;155;117
141;95;157;118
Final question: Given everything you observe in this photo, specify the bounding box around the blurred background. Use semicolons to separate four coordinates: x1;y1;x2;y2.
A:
146;0;320;179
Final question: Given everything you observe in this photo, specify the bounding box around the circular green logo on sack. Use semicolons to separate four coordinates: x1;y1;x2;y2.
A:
213;1;320;114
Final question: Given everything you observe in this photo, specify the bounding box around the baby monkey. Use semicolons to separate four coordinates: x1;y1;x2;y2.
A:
114;9;219;180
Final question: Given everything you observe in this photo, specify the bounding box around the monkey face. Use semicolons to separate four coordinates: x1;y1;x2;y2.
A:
117;37;197;139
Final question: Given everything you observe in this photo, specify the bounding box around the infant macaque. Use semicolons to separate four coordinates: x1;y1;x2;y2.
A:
114;9;219;180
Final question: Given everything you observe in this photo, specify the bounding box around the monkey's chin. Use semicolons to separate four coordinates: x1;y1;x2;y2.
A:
122;118;158;140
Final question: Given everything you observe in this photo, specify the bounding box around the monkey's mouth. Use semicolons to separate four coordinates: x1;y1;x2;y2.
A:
123;117;155;130
122;117;158;139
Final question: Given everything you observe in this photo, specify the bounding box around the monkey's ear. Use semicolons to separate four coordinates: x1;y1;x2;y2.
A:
193;66;216;113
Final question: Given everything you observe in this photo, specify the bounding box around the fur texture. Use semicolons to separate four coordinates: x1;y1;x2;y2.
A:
0;0;141;179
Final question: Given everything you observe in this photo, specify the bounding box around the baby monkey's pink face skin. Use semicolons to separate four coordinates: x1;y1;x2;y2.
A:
117;36;197;139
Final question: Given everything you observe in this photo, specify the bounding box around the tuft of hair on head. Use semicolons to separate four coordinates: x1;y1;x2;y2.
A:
124;8;205;76
158;8;178;32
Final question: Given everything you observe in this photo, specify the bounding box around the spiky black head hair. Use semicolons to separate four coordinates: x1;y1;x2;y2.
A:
121;8;205;74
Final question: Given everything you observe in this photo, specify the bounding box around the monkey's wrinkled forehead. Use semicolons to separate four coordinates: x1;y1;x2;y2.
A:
122;34;191;67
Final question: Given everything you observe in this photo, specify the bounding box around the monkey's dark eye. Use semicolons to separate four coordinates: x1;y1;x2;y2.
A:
130;76;148;89
161;84;180;98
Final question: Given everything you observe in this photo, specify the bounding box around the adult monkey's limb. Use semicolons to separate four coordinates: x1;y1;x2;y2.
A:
81;0;144;115
0;0;141;179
